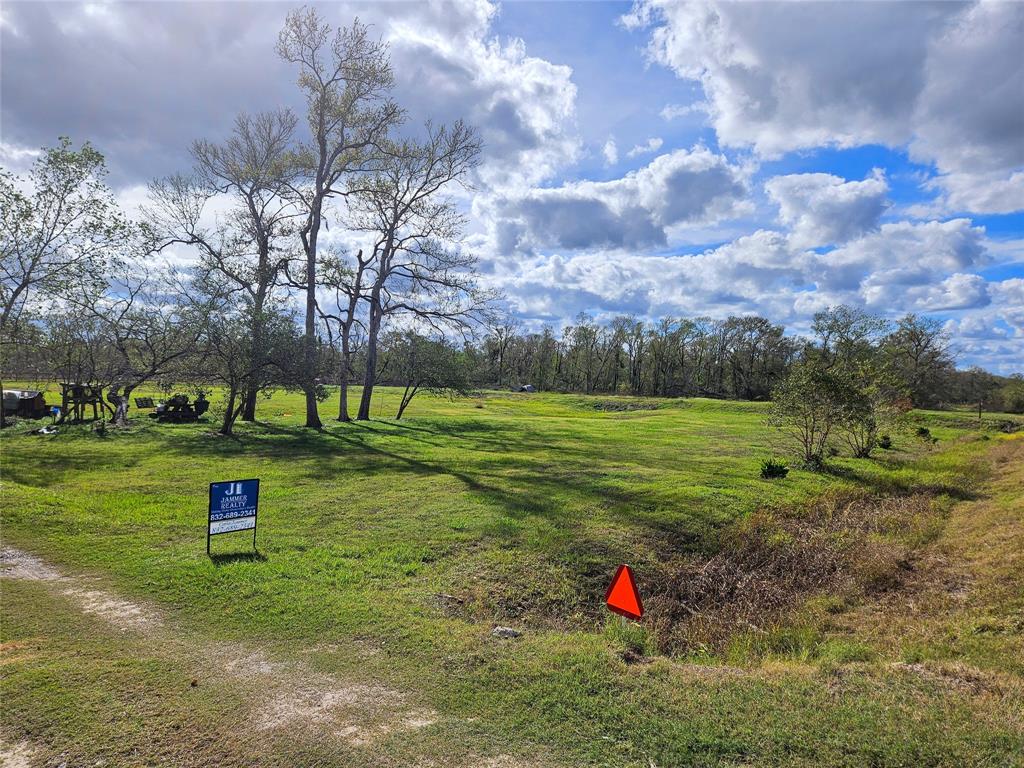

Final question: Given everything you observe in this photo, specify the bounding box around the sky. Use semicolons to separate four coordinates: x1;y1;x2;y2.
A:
2;0;1022;374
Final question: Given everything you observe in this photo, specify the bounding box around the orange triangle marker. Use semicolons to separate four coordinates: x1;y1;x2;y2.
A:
605;564;643;621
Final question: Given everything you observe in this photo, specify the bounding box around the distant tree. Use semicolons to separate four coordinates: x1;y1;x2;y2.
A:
810;305;889;371
488;317;521;389
277;9;401;429
1001;374;1024;414
384;332;470;419
769;361;865;468
883;314;955;407
963;365;1001;421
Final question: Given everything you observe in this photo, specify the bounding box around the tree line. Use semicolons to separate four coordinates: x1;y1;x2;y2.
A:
471;308;1022;413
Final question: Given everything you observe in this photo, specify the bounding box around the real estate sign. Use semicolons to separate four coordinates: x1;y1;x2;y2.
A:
208;479;259;553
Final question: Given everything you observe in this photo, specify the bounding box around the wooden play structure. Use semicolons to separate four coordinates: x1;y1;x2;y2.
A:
60;383;110;422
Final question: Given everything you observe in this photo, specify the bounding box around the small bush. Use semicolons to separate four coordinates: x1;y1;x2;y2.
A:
878;434;892;449
915;426;932;441
760;458;790;479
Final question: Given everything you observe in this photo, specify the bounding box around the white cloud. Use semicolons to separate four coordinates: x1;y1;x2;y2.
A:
488;145;751;253
814;218;987;295
862;272;990;313
0;141;41;172
928;170;1024;216
627;0;1024;214
384;1;580;191
627;137;664;158
660;101;709;120
602;137;619;165
766;170;890;248
2;0;581;193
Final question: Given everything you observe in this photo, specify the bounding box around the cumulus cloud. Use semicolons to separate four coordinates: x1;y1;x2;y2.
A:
0;0;579;191
495;215;1002;342
626;137;664;158
766;171;890;248
626;0;1024;214
814;218;987;295
489;145;751;253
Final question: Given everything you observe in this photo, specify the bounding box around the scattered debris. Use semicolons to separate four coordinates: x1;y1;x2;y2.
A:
618;648;652;665
434;592;465;604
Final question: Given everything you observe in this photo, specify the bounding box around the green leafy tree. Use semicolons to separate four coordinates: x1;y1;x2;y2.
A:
1;138;127;424
769;361;865;468
383;332;470;420
1001;374;1024;414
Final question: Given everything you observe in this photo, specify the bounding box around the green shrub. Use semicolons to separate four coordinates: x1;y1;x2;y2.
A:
760;457;790;479
878;434;892;449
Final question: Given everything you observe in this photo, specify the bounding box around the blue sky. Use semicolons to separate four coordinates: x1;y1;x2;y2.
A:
2;0;1022;373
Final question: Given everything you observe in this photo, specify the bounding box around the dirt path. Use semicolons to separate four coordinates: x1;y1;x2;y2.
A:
0;546;518;766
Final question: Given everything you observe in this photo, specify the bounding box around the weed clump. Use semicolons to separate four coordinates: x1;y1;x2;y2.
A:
760;458;790;479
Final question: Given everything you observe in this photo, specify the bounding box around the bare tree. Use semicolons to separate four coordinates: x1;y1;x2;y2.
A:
277;8;401;429
191;110;299;422
148;110;299;423
347;120;493;420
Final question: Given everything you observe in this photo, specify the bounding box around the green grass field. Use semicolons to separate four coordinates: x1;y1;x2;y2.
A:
2;387;1022;767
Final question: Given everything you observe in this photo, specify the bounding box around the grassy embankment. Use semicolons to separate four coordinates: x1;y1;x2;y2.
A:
1;386;1022;766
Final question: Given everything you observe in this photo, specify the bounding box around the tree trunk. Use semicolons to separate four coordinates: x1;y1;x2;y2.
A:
221;388;237;436
241;296;265;423
110;387;132;426
396;384;417;420
356;297;382;421
303;210;323;430
337;333;352;421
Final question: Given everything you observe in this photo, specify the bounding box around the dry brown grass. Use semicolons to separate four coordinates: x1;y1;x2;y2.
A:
646;492;943;654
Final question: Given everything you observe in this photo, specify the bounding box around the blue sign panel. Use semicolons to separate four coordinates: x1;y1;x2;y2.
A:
208;479;259;553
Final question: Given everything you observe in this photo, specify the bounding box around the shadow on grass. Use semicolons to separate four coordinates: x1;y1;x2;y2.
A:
209;550;267;566
819;462;982;501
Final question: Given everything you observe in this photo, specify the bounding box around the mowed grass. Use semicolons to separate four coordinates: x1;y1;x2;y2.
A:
2;386;1022;766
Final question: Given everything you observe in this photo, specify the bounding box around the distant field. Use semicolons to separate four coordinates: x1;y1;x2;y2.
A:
2;387;1022;767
